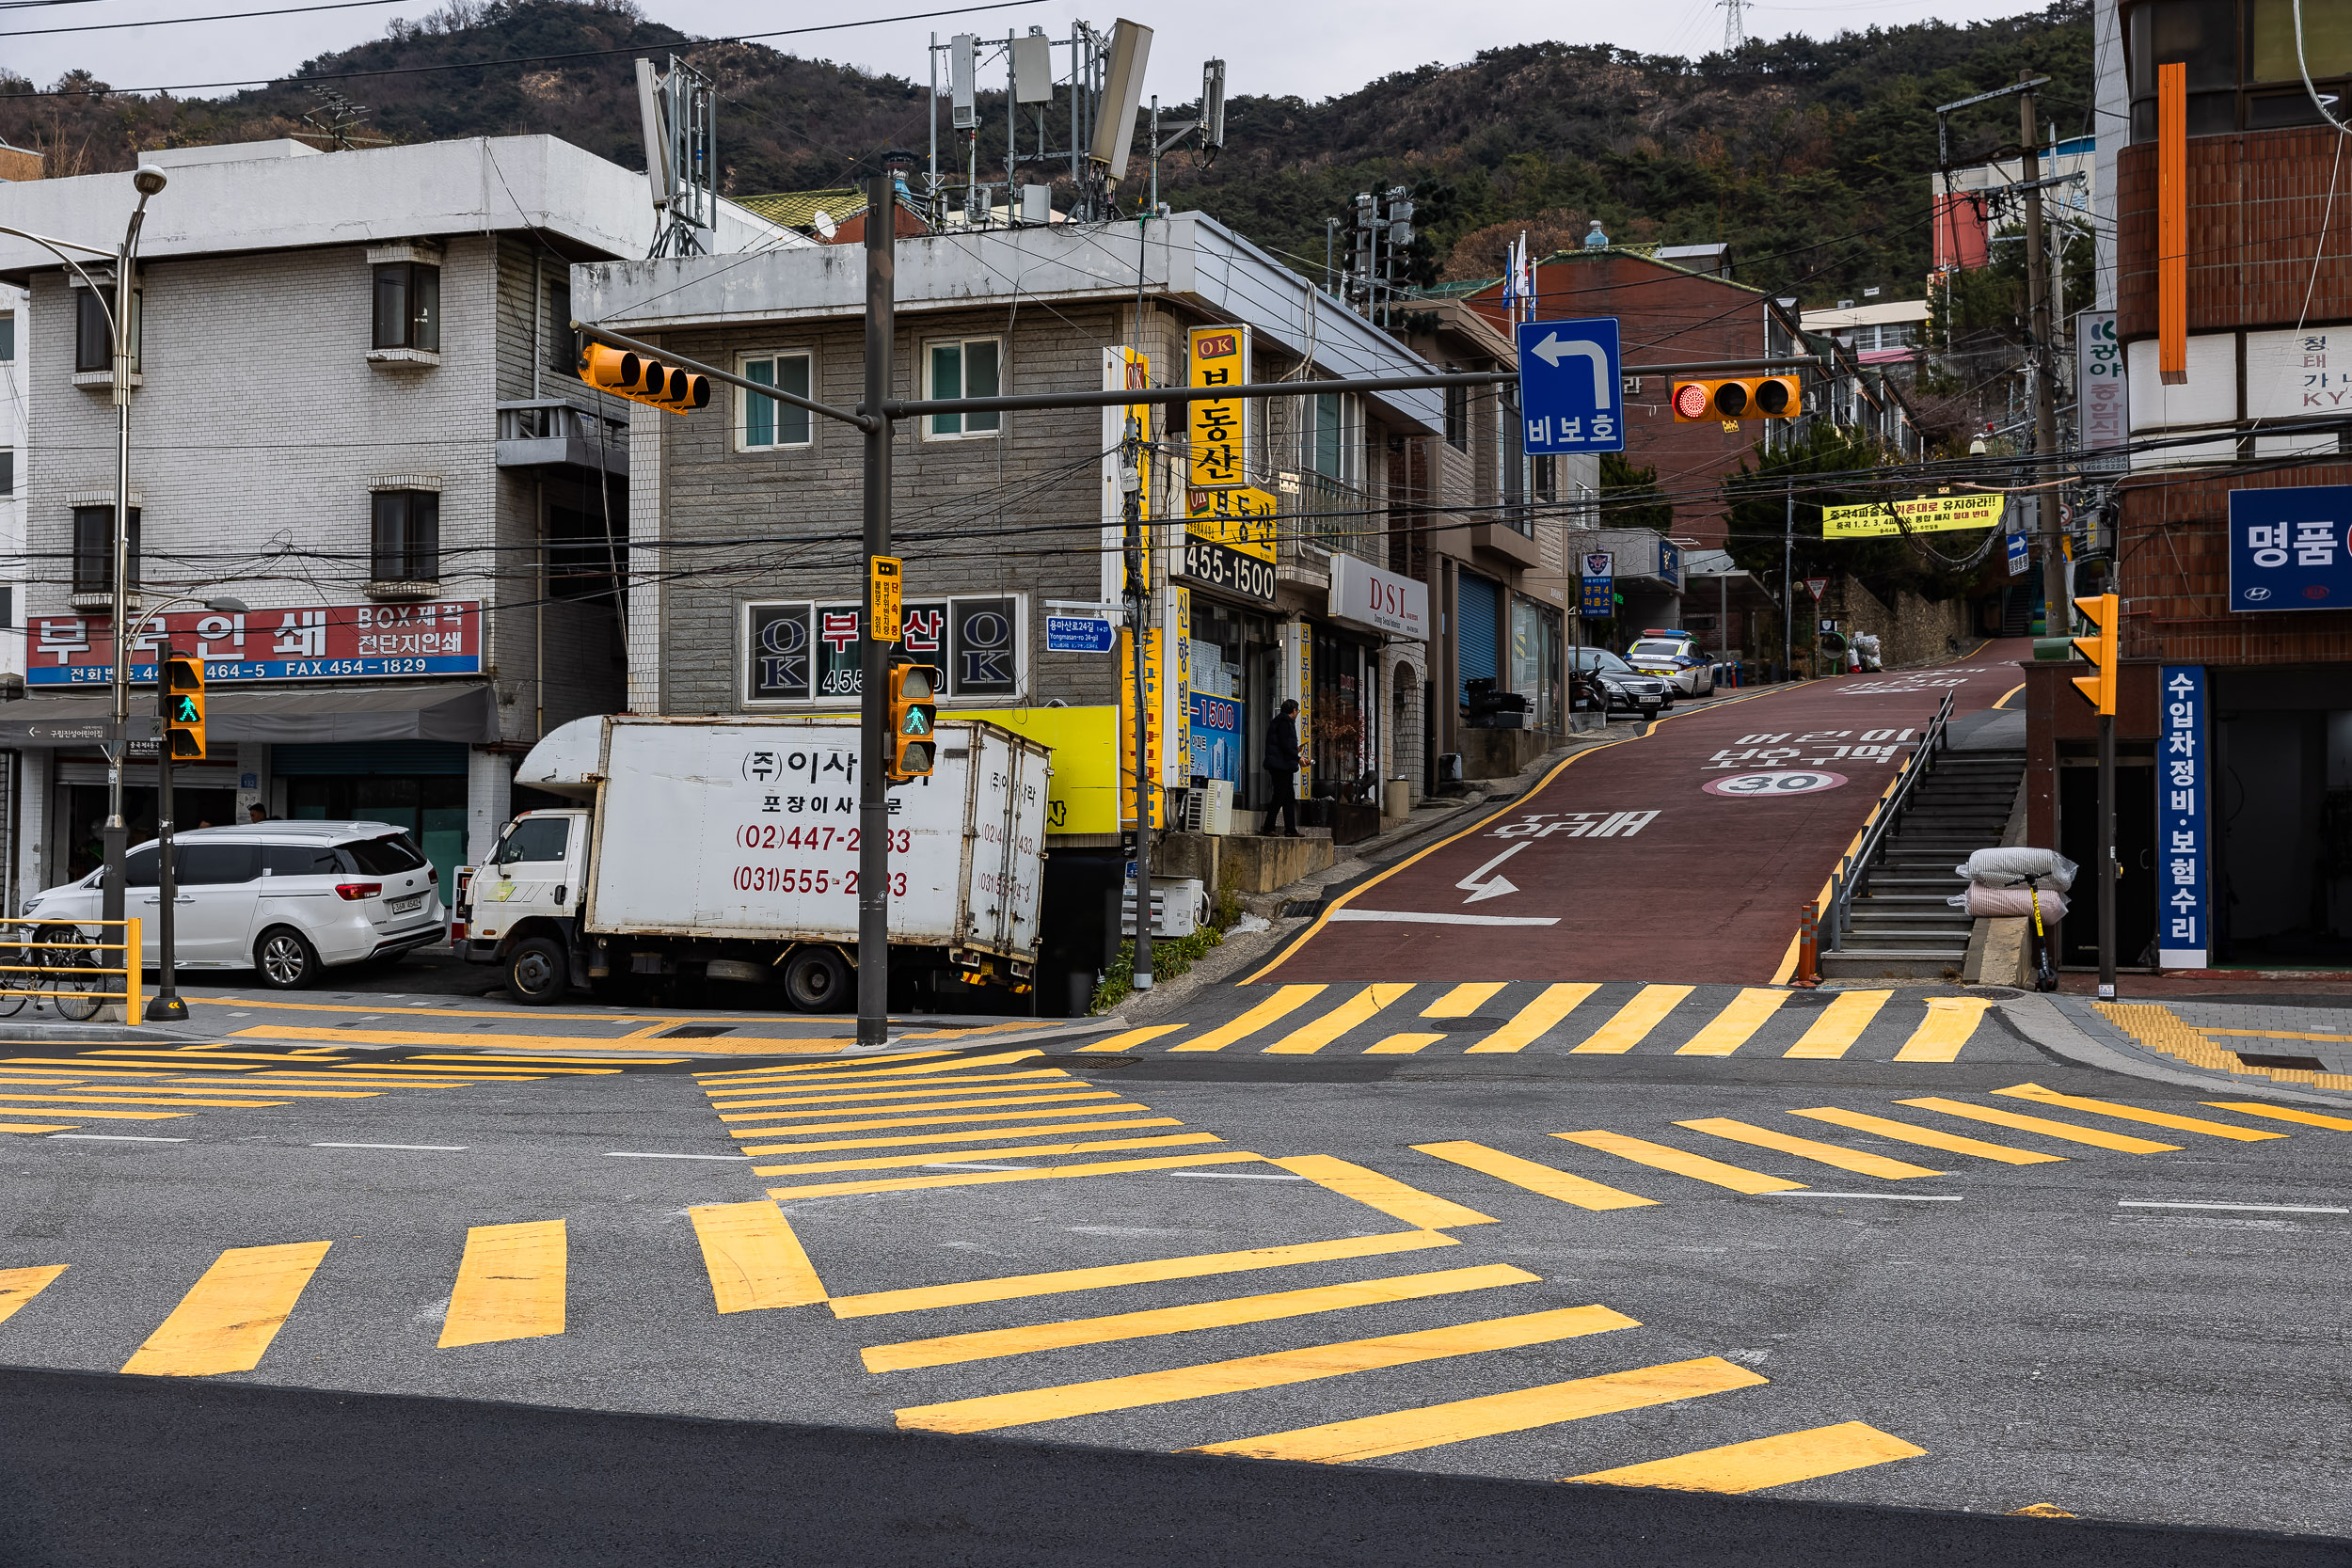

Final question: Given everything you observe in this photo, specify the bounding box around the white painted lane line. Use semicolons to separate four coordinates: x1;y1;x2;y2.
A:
1170;1170;1309;1180
49;1133;191;1143
312;1142;469;1151
604;1151;749;1161
2126;1212;2343;1222
1767;1191;1963;1202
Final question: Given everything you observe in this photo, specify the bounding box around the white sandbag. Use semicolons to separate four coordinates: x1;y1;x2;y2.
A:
1953;847;2077;891
1947;884;2070;920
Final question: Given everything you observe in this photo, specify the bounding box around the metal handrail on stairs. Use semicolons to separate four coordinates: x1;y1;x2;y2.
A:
1822;690;1957;952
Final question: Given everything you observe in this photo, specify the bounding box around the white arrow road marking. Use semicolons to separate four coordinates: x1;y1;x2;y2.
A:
1327;909;1562;927
1456;842;1530;904
1530;334;1614;408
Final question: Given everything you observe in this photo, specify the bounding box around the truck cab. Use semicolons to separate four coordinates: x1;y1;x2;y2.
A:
453;808;589;1003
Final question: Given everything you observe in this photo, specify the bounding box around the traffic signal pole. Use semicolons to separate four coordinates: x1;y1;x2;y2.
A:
856;164;900;1049
151;663;184;1022
2099;705;2116;998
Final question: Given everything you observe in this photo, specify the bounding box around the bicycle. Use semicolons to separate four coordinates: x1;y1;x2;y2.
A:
0;922;110;1022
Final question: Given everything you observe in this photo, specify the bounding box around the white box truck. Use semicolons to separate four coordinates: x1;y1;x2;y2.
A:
453;715;1049;1008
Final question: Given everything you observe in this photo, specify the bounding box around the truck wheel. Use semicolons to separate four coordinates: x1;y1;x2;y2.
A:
505;936;569;1006
782;946;850;1013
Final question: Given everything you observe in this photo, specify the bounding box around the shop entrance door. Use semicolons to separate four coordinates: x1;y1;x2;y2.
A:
2058;756;2155;969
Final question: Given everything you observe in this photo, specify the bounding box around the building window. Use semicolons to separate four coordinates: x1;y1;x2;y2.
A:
2125;0;2352;139
74;286;138;374
0;451;12;497
744;595;1022;704
547;279;576;377
0;311;13;362
1443;379;1470;451
371;490;440;582
739;352;814;450
924;338;1002;438
72;505;139;594
1533;454;1557;503
373;261;440;353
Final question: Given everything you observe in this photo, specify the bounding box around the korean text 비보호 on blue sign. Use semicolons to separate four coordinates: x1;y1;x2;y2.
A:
2227;483;2352;611
1517;318;1624;454
2157;665;2208;969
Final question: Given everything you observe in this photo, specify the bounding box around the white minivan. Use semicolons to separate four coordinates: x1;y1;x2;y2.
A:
20;820;447;989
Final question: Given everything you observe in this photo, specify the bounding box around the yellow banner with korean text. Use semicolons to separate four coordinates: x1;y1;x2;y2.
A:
1822;493;2007;539
1187;324;1250;490
1184;484;1278;562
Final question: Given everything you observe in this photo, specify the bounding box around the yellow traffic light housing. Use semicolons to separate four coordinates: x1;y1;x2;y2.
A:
576;342;709;416
162;653;207;760
2071;593;2118;715
887;663;939;779
1671;375;1803;422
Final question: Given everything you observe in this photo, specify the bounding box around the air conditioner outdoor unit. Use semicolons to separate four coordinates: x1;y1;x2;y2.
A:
1183;779;1234;835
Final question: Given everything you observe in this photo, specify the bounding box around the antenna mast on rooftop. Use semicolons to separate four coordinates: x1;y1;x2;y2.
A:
636;55;718;258
298;86;389;150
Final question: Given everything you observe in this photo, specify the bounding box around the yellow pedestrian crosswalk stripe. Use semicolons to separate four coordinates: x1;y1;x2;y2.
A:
1896;1097;2181;1153
738;1117;1184;1155
1263;985;1414;1054
1364;1033;1449;1054
1467;983;1600;1053
1570;986;1694;1054
698;1051;960;1081
1270;1154;1497;1228
688;1201;827;1313
893;1304;1640;1434
1192;1355;1767;1465
2204;1101;2352;1132
1991;1083;2286;1141
1566;1420;1925;1492
1784;991;1893;1059
0;1105;190;1120
1892;997;1992;1062
1787;1107;2064;1165
440;1220;567;1348
1422;982;1507;1017
1677;990;1789;1057
755;1132;1223;1174
826;1230;1461;1320
1673;1117;1945;1180
121;1241;333;1377
1551;1131;1805;1194
713;1089;1120;1118
1170;986;1327;1052
766;1150;1266;1201
718;1101;1147;1134
0;1264;67;1324
1411;1141;1659;1211
1076;1025;1185;1053
707;1075;1077;1105
0;1123;78;1134
861;1263;1539;1372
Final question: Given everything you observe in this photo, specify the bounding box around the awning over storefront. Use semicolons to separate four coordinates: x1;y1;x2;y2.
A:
0;684;499;746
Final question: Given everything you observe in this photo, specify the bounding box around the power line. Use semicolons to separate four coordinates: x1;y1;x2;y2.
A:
0;0;406;40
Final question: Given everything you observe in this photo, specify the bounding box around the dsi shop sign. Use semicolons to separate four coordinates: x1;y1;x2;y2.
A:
2228;485;2352;611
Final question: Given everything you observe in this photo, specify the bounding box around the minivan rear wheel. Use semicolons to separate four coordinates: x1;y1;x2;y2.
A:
255;927;320;990
505;936;569;1006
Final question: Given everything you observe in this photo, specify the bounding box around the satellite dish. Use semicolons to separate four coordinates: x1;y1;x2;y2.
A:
812;209;838;242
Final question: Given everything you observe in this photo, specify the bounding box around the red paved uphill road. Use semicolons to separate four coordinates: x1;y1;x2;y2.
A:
1256;640;2034;985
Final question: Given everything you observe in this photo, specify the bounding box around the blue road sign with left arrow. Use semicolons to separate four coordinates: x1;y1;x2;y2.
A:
1516;317;1623;455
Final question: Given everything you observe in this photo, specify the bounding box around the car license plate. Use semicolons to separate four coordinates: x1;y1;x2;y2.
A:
389;894;425;914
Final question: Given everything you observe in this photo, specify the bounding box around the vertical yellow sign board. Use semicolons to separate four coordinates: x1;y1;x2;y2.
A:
870;555;902;641
1118;625;1165;829
1187;325;1249;491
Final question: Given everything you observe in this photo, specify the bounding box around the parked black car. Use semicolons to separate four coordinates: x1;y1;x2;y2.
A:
1570;646;1671;717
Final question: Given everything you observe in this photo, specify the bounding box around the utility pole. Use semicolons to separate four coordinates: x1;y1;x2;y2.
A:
152;656;182;1021
2020;71;2064;640
855;162;900;1048
1122;428;1152;992
1783;484;1794;681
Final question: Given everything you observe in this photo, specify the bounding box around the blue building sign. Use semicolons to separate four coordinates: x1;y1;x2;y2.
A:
1516;318;1624;454
1657;539;1682;590
2157;665;2209;969
2227;483;2352;611
1579;550;1614;619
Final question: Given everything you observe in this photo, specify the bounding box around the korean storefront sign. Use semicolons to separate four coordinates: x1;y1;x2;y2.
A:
1579;551;1613;619
1099;347;1154;604
1821;493;2006;539
2076;310;2127;464
1186;324;1250;490
1328;554;1429;641
1179;484;1277;603
2227;483;2352;611
2157;665;2208;969
1117;622;1165;829
746;597;1020;703
28;600;481;686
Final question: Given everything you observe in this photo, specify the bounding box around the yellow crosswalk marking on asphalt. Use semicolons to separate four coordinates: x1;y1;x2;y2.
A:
1783;990;1894;1059
697;1051;960;1080
1411;1141;1658;1210
1565;1420;1926;1492
0;1105;190;1120
1570;986;1693;1054
1550;1131;1805;1194
755;1132;1223;1174
439;1221;567;1348
1193;1355;1767;1464
765;1150;1264;1201
1787;1107;2064;1164
147;1085;381;1099
705;1076;1079;1105
714;1090;1116;1117
1992;1083;2286;1141
1263;985;1415;1054
722;1049;1044;1081
738;1117;1183;1154
717;1101;1147;1133
90;1050;338;1063
1170;986;1327;1052
1677;990;1791;1057
862;1263;1540;1372
1365;1034;1449;1054
1675;1117;1944;1180
0;1124;77;1133
828;1230;1460;1320
0;1264;68;1323
0;1092;289;1108
1422;982;1507;1018
1467;983;1601;1054
895;1304;1641;1434
121;1242;333;1377
2204;1101;2352;1131
688;1201;826;1312
1892;998;1992;1063
1896;1098;2181;1152
230;1027;628;1053
417;1054;688;1065
1271;1154;1497;1228
1076;1025;1185;1053
5;1058;221;1071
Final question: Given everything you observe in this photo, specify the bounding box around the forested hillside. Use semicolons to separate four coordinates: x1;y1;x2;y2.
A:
0;0;2090;305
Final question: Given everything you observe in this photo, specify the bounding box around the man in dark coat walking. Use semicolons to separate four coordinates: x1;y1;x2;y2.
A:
1263;699;1302;836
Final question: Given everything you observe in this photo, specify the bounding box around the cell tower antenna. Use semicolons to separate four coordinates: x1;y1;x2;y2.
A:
1720;0;1747;52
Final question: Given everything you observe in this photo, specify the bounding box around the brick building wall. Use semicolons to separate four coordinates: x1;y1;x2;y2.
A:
2118;461;2352;667
2117;126;2352;342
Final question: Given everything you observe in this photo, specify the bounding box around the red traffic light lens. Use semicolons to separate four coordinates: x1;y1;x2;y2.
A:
1673;383;1709;419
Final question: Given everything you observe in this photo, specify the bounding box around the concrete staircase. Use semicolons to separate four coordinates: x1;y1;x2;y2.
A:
1822;746;2026;979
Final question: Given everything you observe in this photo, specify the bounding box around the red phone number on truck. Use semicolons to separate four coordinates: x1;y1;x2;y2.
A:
730;866;908;895
735;825;913;853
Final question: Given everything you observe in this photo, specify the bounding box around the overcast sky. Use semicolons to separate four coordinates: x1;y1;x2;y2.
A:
5;0;2049;104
